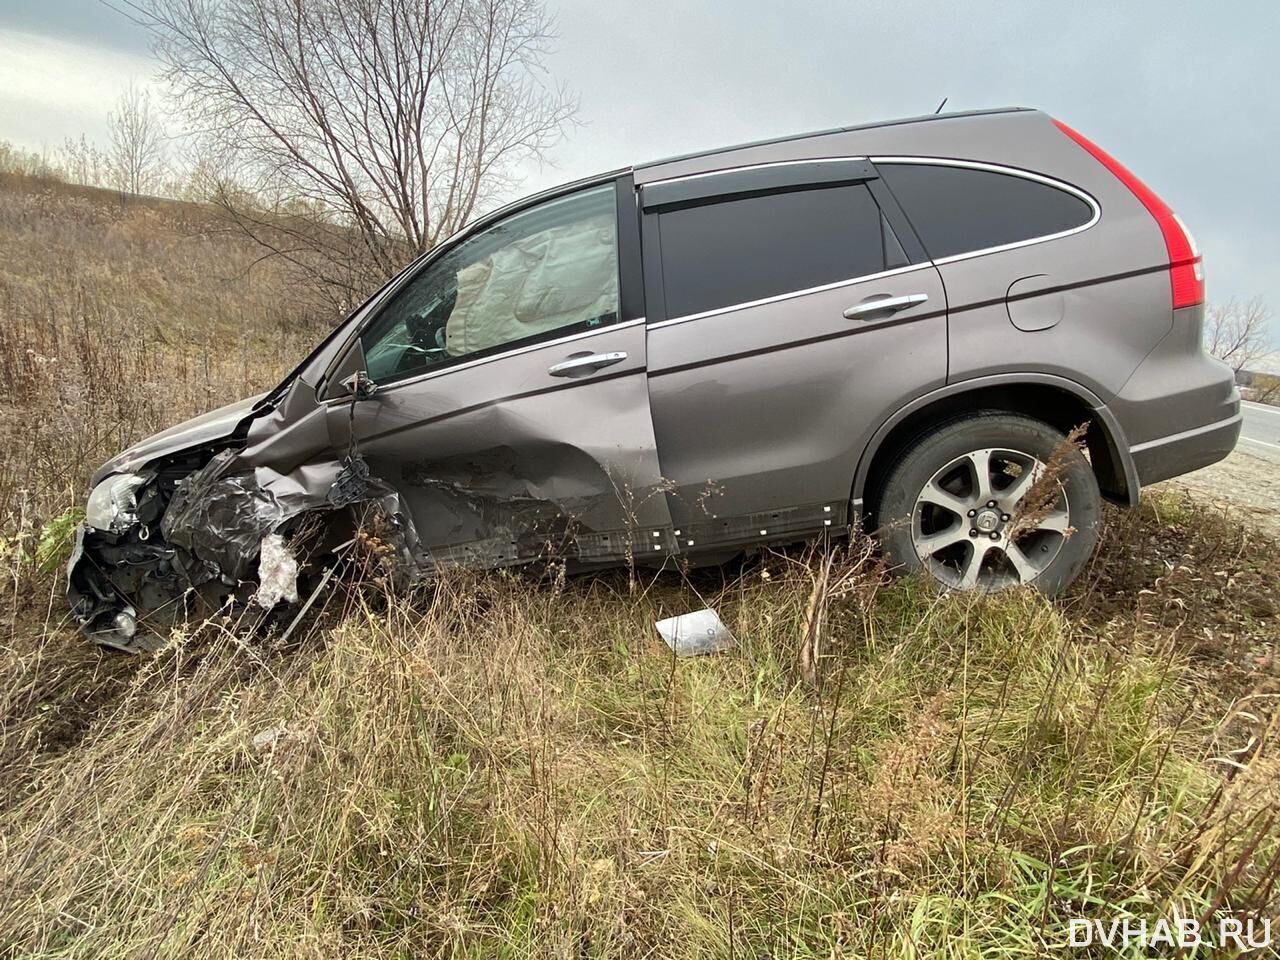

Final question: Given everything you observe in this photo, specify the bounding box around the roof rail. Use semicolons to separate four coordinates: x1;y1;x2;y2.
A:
636;106;1034;170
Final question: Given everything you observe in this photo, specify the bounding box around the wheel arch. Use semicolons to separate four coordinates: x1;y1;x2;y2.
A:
853;374;1139;523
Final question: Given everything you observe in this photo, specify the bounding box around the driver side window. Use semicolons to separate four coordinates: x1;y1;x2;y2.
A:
361;184;620;385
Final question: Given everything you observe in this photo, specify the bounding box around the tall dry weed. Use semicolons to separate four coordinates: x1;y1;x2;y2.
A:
0;177;333;572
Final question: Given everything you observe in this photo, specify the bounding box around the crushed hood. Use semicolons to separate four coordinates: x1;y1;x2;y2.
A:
90;393;267;486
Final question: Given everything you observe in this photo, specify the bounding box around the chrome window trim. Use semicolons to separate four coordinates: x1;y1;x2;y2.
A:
320;317;646;404
645;157;1097;331
647;262;935;331
870;156;1101;265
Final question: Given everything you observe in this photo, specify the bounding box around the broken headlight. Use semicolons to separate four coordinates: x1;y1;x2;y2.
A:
85;473;146;533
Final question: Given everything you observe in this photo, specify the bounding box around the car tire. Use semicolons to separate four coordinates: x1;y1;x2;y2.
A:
874;412;1101;596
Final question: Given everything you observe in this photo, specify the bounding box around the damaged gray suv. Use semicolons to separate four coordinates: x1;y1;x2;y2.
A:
69;107;1241;651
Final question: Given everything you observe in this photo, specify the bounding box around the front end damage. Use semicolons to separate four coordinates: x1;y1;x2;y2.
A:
67;448;421;652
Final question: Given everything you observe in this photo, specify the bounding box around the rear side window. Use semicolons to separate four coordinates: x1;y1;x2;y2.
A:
878;162;1094;261
655;183;897;318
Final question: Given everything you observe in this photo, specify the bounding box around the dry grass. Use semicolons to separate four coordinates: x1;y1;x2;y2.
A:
2;511;1279;958
0;172;1279;958
0;172;326;528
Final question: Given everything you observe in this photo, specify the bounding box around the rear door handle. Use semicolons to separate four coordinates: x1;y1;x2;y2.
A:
547;351;628;377
842;293;929;320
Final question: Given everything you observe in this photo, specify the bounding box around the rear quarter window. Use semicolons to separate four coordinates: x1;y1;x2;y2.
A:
877;162;1095;261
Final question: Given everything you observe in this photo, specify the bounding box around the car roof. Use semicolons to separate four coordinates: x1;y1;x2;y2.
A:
634;106;1034;171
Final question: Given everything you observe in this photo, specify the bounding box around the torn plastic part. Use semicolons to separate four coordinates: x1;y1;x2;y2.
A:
327;456;376;508
252;724;287;754
316;459;423;577
655;608;736;657
255;534;299;609
65;506;171;648
71;446;424;648
160;451;424;587
160;450;278;582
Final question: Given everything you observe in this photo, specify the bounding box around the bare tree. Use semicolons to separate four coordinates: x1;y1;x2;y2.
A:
129;0;576;304
59;135;111;189
107;82;168;196
1205;296;1274;375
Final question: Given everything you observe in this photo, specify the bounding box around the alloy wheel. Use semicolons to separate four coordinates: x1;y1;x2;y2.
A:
910;447;1071;590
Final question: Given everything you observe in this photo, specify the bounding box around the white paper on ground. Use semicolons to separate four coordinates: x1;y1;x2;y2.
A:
655;608;736;657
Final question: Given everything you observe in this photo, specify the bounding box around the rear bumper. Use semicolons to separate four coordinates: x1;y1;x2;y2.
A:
1128;410;1242;486
1105;306;1241;491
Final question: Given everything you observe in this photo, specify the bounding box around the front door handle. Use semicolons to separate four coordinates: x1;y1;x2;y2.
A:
547;351;628;378
843;292;929;320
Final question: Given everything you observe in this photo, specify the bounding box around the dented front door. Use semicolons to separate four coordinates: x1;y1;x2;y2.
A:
325;179;674;569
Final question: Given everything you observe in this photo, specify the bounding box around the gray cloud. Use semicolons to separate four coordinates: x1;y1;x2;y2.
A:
534;0;1279;341
2;0;1276;340
1;0;151;55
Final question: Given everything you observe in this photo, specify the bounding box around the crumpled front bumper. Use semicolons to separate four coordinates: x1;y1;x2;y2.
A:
67;452;422;652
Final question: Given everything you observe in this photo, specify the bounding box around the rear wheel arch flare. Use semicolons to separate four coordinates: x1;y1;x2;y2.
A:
855;378;1135;522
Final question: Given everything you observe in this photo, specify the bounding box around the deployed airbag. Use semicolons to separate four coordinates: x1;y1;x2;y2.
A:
446;214;617;355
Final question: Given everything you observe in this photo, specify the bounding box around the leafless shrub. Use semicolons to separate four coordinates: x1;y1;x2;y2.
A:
58;135;111;190
1206;296;1274;377
0;141;61;180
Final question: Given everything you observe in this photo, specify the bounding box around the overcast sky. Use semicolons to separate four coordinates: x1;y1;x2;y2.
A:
0;0;1275;341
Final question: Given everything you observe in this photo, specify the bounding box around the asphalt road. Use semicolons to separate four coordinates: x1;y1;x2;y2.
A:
1240;400;1280;464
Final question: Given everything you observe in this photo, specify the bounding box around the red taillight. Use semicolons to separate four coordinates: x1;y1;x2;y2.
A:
1053;119;1204;309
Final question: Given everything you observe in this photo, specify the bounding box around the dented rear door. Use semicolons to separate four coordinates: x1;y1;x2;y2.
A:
325;176;674;568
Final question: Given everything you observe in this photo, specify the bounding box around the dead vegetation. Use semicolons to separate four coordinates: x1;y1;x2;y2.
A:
0;171;1279;957
2;499;1279;957
0;172;325;526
